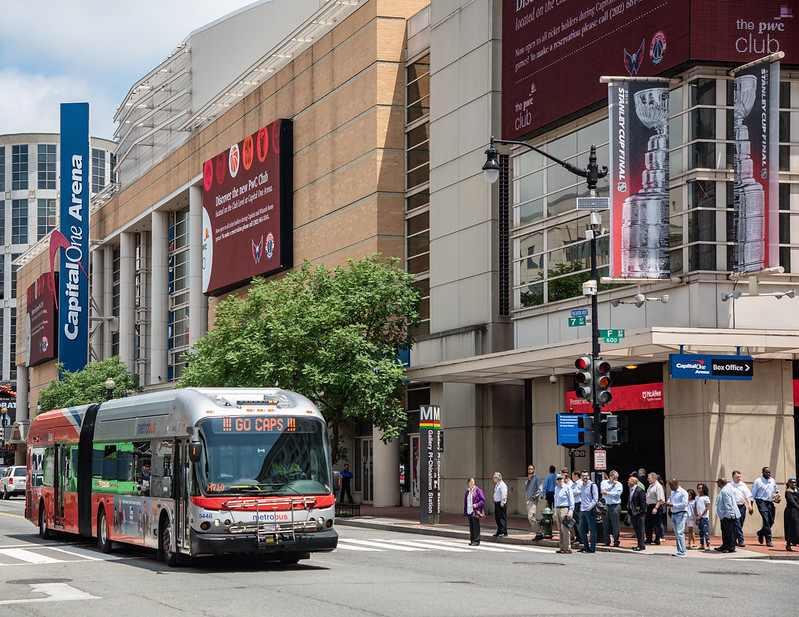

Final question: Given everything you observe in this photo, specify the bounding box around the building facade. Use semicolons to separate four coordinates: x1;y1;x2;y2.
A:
13;1;799;538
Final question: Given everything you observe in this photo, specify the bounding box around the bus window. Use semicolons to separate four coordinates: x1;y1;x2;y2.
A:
43;447;55;487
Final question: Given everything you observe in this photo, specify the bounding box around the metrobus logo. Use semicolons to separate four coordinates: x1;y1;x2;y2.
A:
420;405;440;429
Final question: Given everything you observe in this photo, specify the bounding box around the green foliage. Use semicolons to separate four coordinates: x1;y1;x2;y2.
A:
178;254;421;462
38;357;142;413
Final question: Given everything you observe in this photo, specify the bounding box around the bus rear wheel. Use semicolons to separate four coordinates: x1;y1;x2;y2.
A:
38;502;51;539
97;508;112;553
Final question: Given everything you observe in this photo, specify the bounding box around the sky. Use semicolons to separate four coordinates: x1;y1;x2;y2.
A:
0;0;257;141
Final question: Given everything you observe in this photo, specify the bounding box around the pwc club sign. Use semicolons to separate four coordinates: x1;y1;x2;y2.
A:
201;119;294;295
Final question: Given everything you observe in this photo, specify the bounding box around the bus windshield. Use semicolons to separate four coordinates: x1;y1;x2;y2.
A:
196;416;332;497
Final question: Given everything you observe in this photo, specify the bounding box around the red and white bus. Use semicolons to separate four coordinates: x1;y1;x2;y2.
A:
26;387;338;565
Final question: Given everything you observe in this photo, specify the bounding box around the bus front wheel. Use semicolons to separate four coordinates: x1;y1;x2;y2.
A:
97;508;112;553
38;502;51;539
159;515;178;567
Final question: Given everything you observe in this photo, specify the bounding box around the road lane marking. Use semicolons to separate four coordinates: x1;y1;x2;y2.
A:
0;582;98;605
0;548;63;564
378;539;471;552
335;543;380;551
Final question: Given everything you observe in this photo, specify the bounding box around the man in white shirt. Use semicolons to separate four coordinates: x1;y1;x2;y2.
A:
751;466;779;547
665;478;689;556
600;470;623;547
730;470;753;547
553;474;574;553
492;472;508;537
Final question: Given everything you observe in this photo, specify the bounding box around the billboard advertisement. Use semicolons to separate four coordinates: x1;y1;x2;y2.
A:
565;381;664;412
58;102;90;373
608;80;670;279
501;0;690;140
501;1;797;141
201;118;293;296
26;273;58;367
731;58;780;273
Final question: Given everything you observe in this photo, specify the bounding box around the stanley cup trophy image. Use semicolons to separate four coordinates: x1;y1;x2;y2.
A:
621;88;670;278
733;74;765;272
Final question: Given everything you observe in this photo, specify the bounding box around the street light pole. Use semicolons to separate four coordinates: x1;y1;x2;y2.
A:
483;136;608;477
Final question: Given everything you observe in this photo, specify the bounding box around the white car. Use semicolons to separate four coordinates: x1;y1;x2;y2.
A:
0;465;26;499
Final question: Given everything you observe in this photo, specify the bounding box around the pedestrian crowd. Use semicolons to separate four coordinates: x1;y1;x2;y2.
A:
462;464;799;555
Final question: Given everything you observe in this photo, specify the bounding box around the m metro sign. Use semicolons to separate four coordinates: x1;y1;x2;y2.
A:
669;354;753;380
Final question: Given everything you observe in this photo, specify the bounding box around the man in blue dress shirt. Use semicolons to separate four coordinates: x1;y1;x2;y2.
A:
577;471;599;553
715;477;741;553
751;466;779;547
543;465;557;509
600;470;623;546
666;478;689;556
553;474;574;553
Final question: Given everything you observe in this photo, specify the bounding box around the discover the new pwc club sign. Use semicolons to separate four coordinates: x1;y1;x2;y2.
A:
26;273;58;367
502;0;798;140
57;102;90;373
201;119;293;295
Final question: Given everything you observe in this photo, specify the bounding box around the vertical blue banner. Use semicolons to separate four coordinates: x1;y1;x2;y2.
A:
58;102;90;373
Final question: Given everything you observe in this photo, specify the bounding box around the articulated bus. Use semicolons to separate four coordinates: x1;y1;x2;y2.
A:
26;388;338;565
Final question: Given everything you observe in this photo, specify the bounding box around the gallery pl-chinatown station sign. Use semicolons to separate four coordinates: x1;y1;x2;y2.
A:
201;119;294;295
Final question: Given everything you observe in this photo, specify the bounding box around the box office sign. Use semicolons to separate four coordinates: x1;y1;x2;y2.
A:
26;273;58;367
201;119;293;296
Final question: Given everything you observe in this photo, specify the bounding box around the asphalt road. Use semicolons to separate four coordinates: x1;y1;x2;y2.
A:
2;496;797;616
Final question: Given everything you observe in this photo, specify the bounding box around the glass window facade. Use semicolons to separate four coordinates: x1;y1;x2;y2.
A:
406;53;430;336
169;207;190;380
37;198;57;240
11;199;28;245
12;145;28;191
514;73;799;309
0;147;5;191
37;144;57;190
92;148;106;193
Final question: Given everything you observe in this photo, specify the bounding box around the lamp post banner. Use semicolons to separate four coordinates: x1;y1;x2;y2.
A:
58;102;90;373
608;80;670;279
731;58;780;274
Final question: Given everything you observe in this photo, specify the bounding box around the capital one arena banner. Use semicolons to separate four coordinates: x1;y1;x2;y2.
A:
502;0;798;140
202;119;294;295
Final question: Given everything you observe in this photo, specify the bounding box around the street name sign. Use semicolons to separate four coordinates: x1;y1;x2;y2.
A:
568;316;587;327
576;197;609;211
570;309;589;317
669;354;753;380
600;329;625;343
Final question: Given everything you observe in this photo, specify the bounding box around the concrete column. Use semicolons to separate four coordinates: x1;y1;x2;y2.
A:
118;232;136;373
15;365;28;422
103;245;114;358
150;211;169;385
371;426;400;507
188;185;208;345
90;248;104;361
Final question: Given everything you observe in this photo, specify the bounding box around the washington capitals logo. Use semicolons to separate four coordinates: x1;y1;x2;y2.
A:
252;236;263;263
624;39;645;76
265;232;275;259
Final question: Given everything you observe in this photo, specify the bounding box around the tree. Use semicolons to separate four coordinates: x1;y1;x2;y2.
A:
178;254;420;462
38;357;142;413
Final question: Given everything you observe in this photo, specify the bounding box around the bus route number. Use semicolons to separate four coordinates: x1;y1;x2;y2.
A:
207;483;226;492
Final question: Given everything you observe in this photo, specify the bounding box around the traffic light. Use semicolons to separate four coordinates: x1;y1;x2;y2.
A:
605;414;628;444
594;359;612;406
574;356;593;400
577;415;595;444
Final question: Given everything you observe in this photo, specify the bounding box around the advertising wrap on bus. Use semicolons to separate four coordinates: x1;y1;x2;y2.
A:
26;388;337;567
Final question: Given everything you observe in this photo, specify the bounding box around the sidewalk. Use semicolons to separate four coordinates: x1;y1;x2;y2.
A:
336;505;798;560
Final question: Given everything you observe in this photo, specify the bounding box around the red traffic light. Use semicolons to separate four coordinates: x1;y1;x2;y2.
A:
575;356;591;370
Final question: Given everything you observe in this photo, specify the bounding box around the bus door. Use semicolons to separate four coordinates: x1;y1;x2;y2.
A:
53;444;68;527
173;440;191;552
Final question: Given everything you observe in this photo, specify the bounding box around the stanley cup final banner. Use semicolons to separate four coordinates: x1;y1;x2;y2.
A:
608;81;670;280
732;58;780;274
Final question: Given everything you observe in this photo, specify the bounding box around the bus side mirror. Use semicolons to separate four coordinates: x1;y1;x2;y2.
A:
189;442;202;463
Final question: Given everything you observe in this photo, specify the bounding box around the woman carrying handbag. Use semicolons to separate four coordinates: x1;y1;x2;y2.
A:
464;477;486;546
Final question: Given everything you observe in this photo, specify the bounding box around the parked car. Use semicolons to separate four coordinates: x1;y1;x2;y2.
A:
0;465;26;499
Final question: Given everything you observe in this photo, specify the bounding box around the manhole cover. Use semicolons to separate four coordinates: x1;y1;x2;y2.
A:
8;578;73;585
698;571;760;576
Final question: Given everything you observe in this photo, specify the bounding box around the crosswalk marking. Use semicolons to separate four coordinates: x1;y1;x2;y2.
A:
0;548;63;565
341;539;424;551
336;537;556;555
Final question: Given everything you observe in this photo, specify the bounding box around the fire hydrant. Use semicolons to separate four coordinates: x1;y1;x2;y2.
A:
540;507;554;538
